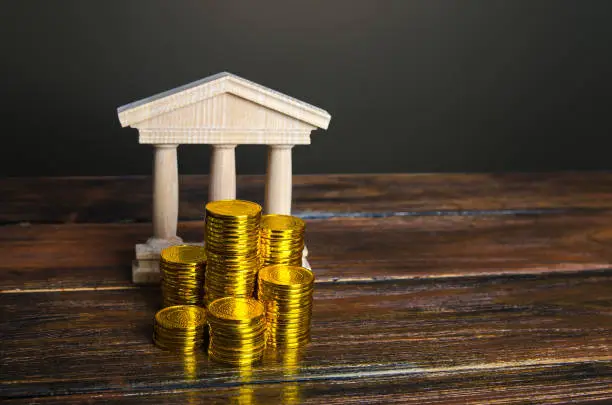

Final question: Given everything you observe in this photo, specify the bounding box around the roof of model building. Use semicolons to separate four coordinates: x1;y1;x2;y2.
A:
117;72;331;129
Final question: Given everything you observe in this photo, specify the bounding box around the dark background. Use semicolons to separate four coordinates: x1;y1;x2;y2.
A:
2;0;611;177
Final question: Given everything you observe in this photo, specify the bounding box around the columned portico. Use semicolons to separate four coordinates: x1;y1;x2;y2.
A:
265;145;293;215
118;72;331;283
209;144;237;202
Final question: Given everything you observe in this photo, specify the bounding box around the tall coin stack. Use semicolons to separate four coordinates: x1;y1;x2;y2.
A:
204;200;262;305
257;265;314;348
153;305;208;353
207;297;268;365
259;214;305;267
160;245;207;307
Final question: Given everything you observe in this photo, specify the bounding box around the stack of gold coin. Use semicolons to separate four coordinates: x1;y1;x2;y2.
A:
259;215;305;267
207;297;267;365
153;305;207;353
257;265;314;348
204;200;262;305
160;245;207;307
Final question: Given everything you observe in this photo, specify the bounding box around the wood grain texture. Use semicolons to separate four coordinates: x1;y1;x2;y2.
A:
3;173;612;403
5;365;612;404
2;210;612;291
4;173;612;224
2;272;611;401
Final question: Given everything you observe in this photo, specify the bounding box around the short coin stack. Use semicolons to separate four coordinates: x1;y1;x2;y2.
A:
204;200;262;305
257;265;314;348
160;245;207;307
153;305;208;353
259;215;305;267
207;297;267;365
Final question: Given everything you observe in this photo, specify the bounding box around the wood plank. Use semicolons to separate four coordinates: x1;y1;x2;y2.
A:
2;272;611;400
3;210;612;291
5;362;612;404
4;173;612;224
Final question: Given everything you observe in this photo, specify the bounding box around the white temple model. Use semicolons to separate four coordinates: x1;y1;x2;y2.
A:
117;72;332;283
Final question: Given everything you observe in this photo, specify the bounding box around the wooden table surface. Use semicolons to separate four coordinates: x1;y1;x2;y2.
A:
2;173;612;404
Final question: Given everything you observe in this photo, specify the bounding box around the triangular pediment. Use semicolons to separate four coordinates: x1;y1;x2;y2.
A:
135;93;316;132
117;72;331;130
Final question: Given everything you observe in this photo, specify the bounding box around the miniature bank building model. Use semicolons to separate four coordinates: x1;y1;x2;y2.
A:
117;72;332;284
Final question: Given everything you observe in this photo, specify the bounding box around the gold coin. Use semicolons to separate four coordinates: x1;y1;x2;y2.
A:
207;326;264;340
207;297;268;365
204;200;261;304
207;297;264;321
160;246;206;307
155;305;207;330
261;215;305;232
259;265;314;287
153;305;208;353
209;327;267;339
259;215;304;268
257;264;313;349
153;341;203;353
206;200;262;218
160;245;207;265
